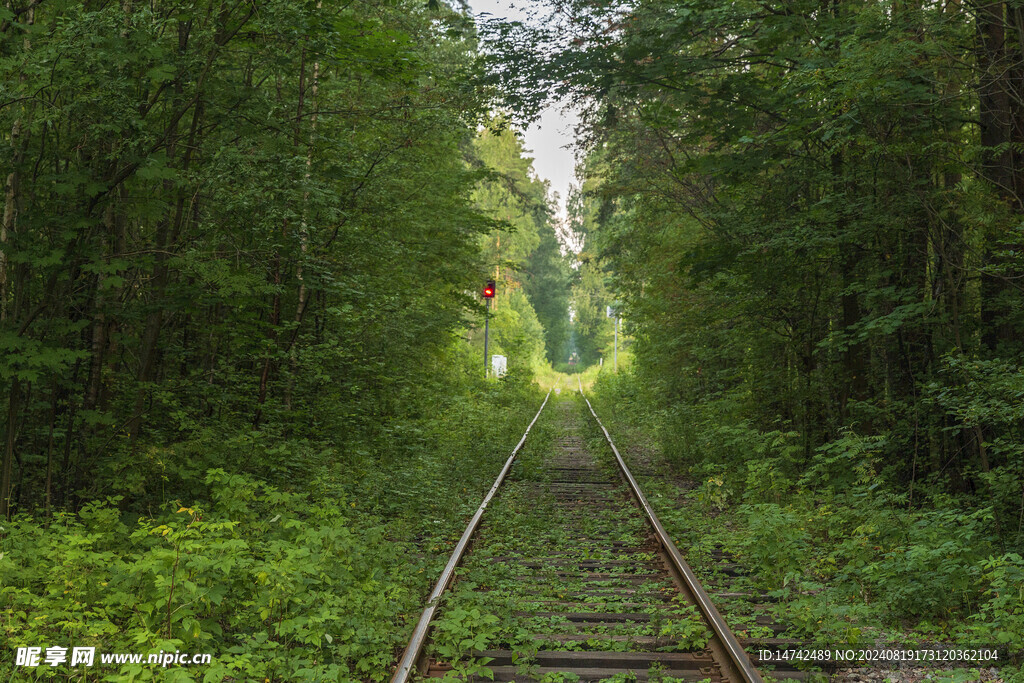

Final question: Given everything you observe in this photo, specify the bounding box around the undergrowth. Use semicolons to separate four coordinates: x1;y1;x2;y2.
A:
588;368;1024;682
1;365;544;681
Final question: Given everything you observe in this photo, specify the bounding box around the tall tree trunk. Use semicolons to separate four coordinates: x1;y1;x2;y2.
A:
45;384;57;517
286;27;321;411
0;118;19;325
1;4;32;325
976;1;1013;195
254;266;280;428
1009;6;1024;203
0;15;29;513
83;274;107;416
0;379;18;519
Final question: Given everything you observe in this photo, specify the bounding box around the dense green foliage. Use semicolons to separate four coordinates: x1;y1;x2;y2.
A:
0;0;496;516
6;0;1024;677
482;0;1024;660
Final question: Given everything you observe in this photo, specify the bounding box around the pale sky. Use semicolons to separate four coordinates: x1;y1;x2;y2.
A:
466;0;580;222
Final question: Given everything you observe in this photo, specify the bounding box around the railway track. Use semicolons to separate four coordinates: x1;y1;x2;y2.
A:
393;379;806;682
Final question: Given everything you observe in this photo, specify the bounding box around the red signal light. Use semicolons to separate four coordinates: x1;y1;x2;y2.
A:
483;280;496;299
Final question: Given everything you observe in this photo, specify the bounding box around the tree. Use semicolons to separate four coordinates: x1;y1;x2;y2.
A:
0;0;492;515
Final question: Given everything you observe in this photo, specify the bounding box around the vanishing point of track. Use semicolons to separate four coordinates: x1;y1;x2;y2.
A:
392;379;782;682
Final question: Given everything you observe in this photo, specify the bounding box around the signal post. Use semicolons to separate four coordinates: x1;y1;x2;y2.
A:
483;280;495;377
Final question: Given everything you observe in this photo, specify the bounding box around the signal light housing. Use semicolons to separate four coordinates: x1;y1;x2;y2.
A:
483;280;496;299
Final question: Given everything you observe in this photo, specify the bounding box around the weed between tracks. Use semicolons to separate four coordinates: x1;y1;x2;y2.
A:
425;393;711;682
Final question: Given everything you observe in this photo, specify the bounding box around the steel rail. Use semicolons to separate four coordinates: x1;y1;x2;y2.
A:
578;376;764;683
391;387;553;683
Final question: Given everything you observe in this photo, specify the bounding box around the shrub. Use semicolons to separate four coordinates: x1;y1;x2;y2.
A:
1;471;416;682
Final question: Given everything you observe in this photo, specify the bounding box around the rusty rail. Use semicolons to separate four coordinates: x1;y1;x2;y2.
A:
578;375;764;683
391;387;553;683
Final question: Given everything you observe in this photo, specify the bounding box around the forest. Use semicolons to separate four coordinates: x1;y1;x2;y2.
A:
1;0;1023;681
